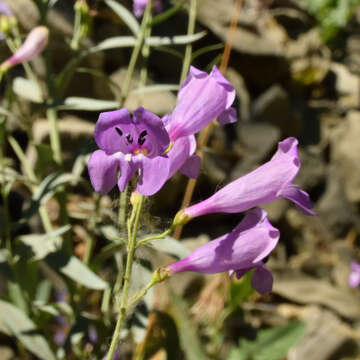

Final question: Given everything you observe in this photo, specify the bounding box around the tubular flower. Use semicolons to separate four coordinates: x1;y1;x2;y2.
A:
166;208;279;294
160;113;201;180
349;261;360;288
88;107;171;196
0;26;49;71
177;137;316;223
167;65;237;142
133;0;162;18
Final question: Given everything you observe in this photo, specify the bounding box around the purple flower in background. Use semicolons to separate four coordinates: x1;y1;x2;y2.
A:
133;0;162;18
167;208;279;294
0;1;13;40
0;26;49;71
88;107;171;196
178;137;315;223
167;66;237;142
349;261;360;288
0;1;12;17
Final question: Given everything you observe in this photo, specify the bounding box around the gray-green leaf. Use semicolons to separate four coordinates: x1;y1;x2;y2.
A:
227;321;306;360
45;251;108;290
0;300;56;360
104;0;140;36
13;77;43;103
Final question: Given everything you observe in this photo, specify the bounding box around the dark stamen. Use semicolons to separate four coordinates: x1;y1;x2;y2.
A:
138;130;147;145
126;134;133;144
115;127;123;136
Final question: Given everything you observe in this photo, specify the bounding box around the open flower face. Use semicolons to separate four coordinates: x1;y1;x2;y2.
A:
88;107;171;196
167;208;279;294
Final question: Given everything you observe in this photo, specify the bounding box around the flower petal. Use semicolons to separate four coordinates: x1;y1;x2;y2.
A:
184;137;306;218
94;108;132;154
133;107;170;157
167;208;279;274
168;66;235;141
136;156;170;196
180;155;201;179
277;184;316;215
251;263;273;294
117;156;139;192
210;66;236;108
88;150;118;194
217;107;237;125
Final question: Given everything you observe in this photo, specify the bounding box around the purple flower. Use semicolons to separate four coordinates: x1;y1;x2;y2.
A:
0;1;13;40
0;26;49;71
167;208;279;294
88;107;171;196
167;66;237;142
349;261;360;288
177;137;315;223
166;130;200;180
0;1;12;17
133;0;162;18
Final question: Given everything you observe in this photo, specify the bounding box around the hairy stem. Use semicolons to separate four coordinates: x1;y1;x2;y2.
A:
106;195;145;360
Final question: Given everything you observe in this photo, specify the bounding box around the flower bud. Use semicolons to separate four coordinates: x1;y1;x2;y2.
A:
171;209;191;228
0;26;49;72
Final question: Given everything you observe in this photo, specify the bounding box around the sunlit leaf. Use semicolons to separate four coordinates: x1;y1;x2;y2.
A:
17;225;71;260
227;321;306;360
104;0;140;36
143;236;190;259
12;77;43;103
130;84;179;94
45;251;108;290
57;97;119;111
89;32;207;53
0;300;56;360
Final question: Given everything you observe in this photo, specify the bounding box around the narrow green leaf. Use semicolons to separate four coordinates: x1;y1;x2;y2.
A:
230;271;255;308
104;0;140;36
45;251;108;290
170;294;207;360
146;31;207;46
57;97;119;111
228;321;306;360
150;1;185;26
89;32;207;53
130;84;179;94
0;300;56;360
12;77;43;103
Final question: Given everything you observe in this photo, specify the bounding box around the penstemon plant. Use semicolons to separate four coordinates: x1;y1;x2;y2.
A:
0;0;321;359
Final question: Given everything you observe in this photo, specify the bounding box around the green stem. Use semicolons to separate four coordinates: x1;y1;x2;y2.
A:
84;194;100;265
46;108;62;166
120;1;153;104
136;228;172;249
179;0;197;83
106;195;145;360
139;13;152;87
118;184;128;228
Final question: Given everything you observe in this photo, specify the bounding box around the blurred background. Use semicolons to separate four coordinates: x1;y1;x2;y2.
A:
1;0;360;359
